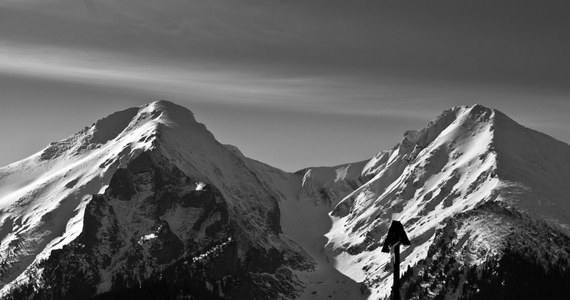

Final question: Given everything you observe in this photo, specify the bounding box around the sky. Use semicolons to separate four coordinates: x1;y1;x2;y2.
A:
0;0;569;172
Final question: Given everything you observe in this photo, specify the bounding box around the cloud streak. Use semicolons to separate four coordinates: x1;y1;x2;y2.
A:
3;0;569;89
0;41;436;120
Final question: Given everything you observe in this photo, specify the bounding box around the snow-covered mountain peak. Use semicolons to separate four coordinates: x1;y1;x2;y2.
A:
293;105;499;212
400;104;493;148
132;100;200;130
323;104;508;298
33;100;215;165
130;101;221;156
314;103;570;299
2;101;569;300
0;100;311;298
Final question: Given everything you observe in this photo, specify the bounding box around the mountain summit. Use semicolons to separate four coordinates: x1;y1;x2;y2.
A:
1;102;569;299
310;104;570;298
0;101;311;299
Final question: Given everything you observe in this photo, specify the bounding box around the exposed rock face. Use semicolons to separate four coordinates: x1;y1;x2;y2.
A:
24;150;303;300
1;101;310;299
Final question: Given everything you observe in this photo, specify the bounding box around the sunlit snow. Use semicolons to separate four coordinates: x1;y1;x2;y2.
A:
1;103;570;299
195;182;206;191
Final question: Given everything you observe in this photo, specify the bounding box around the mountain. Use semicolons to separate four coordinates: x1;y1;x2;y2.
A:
314;104;570;299
0;101;317;299
0;101;569;299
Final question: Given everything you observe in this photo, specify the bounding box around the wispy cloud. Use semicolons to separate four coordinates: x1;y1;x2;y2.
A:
0;42;452;123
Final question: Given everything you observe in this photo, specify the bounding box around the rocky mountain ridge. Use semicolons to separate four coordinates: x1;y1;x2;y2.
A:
1;101;569;299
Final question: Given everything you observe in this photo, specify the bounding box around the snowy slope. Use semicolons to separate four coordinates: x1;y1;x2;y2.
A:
320;104;570;299
0;105;153;291
492;110;570;232
229;148;369;299
0;101;310;299
1;101;569;299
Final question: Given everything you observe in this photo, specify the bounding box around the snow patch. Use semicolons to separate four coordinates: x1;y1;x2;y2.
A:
192;237;232;263
195;182;206;191
138;233;158;245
